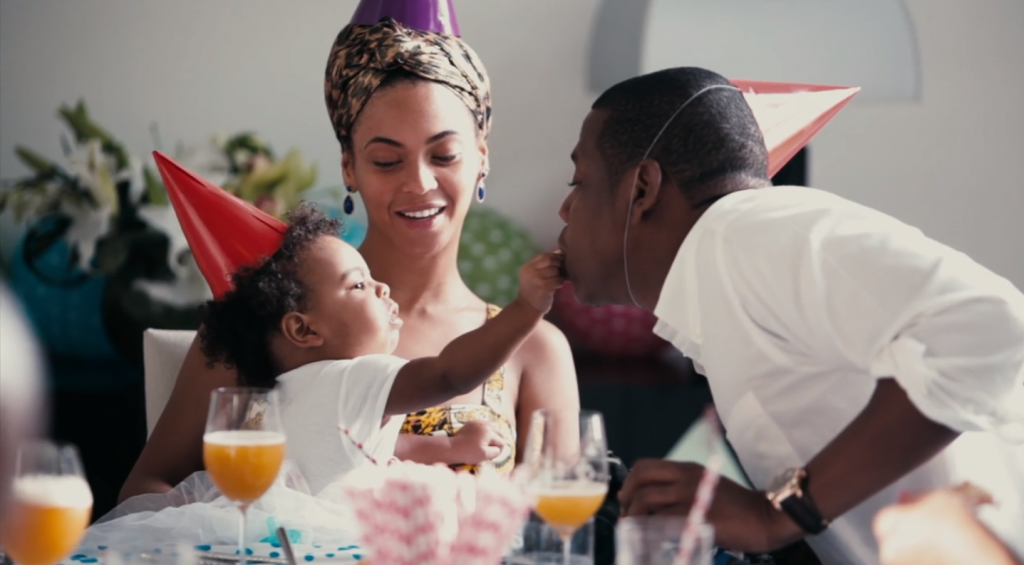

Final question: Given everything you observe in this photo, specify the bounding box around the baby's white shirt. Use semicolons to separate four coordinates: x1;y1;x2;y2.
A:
275;354;407;495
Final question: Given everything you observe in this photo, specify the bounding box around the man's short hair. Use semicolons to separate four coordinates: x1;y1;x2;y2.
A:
592;67;768;204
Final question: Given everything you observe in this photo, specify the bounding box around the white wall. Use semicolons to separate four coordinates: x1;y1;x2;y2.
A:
1;0;1021;287
812;0;1024;288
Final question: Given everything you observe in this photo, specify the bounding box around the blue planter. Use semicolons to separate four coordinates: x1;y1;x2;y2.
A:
7;236;118;361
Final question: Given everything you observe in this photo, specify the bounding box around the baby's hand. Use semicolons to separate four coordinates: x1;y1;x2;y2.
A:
516;251;565;315
449;420;505;464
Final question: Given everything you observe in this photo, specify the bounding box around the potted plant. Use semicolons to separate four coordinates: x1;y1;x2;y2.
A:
0;100;317;366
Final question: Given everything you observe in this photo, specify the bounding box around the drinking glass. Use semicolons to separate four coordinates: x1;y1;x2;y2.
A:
615;516;714;565
506;513;595;564
519;409;609;565
0;441;93;565
203;387;285;565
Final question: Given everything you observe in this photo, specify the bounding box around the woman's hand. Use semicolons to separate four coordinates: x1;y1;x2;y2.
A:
515;251;565;315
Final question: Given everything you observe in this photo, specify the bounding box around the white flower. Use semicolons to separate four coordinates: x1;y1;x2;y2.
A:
67;139;119;212
59;201;111;271
115;154;146;206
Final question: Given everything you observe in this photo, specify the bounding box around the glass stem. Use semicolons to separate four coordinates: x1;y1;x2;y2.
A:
561;532;572;565
238;504;249;565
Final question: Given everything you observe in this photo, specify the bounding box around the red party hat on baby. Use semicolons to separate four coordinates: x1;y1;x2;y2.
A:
730;79;860;178
350;0;460;35
152;151;286;299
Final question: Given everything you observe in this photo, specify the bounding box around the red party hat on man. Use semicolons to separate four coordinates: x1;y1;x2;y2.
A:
152;151;286;299
350;0;460;35
730;79;860;178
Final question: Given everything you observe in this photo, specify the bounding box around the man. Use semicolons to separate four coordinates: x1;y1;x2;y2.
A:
556;66;1024;564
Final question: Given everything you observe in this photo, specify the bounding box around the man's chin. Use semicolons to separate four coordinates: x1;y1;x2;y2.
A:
567;279;612;307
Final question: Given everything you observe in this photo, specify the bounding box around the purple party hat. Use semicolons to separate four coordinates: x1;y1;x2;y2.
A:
350;0;461;35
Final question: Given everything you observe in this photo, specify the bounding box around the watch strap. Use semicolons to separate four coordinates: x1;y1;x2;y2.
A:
779;473;829;535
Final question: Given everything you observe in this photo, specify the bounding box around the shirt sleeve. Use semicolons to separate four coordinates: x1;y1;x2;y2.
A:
331;354;408;443
727;203;1024;434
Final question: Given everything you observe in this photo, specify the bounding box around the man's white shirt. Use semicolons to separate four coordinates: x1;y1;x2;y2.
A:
653;186;1024;564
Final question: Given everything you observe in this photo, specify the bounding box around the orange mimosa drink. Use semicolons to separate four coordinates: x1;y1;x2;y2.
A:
532;481;608;536
203;430;286;503
0;475;93;565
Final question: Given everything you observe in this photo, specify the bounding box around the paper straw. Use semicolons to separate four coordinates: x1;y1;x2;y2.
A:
675;406;724;564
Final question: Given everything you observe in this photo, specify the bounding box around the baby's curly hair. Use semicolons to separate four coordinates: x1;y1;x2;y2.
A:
200;202;342;388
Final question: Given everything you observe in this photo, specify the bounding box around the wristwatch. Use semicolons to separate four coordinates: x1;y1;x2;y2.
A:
765;467;830;535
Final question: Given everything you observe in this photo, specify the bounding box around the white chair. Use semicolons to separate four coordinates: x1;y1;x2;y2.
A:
142;329;196;438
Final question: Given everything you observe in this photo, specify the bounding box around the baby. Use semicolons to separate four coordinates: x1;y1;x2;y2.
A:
200;203;564;494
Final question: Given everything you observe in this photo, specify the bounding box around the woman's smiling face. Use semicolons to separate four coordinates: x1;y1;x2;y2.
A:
343;79;488;257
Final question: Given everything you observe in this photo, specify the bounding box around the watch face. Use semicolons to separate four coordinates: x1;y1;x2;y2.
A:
768;468;799;493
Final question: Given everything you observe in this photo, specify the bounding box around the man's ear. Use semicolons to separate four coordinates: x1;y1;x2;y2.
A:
280;312;324;349
626;158;665;225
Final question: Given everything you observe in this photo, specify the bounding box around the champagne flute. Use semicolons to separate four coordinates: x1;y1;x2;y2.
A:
203;387;285;565
520;409;609;565
0;441;93;565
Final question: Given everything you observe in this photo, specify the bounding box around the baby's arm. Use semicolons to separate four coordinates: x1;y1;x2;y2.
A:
395;420;505;465
385;251;564;416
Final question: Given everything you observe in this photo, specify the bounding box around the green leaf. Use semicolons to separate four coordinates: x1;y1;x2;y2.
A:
237;159;290;202
57;100;130;169
225;132;274;160
9;192;28;221
14;146;58;176
8;183;50;221
92;156;120;214
143;165;169;205
12;192;39;221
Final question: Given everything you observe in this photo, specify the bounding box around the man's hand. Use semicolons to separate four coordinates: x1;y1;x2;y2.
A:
618;459;784;554
873;484;1019;565
449;420;505;465
515;251;565;315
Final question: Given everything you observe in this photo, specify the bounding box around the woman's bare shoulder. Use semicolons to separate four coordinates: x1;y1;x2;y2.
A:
517;319;577;387
523;318;571;354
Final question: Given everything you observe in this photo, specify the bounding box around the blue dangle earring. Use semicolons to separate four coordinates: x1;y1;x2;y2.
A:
476;172;487;203
343;185;355;215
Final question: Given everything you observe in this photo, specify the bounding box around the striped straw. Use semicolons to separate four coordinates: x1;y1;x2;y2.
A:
675;406;724;564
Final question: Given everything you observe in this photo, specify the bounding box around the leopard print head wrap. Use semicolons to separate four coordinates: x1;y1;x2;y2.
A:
324;17;492;149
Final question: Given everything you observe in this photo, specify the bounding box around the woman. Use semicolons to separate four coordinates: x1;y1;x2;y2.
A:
119;14;578;500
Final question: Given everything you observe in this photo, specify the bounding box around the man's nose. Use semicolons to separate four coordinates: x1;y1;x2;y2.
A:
558;192;574;224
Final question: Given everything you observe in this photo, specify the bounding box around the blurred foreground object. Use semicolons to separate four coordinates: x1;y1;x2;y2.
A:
0;283;46;512
873;484;1022;565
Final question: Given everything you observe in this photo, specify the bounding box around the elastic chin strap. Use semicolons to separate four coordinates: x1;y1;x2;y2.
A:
622;84;741;308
